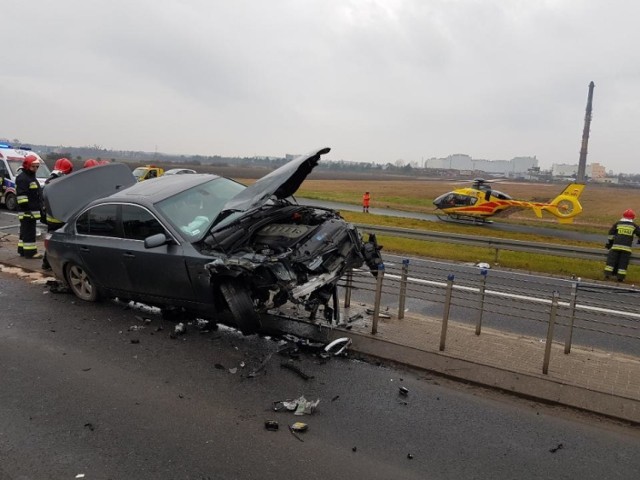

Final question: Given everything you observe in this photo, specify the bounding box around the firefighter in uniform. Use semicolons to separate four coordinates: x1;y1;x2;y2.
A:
41;158;74;270
16;155;43;259
604;209;640;282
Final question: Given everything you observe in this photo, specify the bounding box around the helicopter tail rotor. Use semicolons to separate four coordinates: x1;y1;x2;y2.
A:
542;183;585;223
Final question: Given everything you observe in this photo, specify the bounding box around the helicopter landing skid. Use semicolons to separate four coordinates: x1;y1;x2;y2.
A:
436;213;493;225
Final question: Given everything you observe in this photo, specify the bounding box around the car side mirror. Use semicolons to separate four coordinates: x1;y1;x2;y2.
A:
144;232;170;249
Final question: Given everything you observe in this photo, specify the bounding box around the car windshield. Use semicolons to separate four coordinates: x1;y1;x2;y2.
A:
155;177;246;240
132;167;148;180
6;158;51;180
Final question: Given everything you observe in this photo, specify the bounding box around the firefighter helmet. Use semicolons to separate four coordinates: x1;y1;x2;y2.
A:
623;209;636;220
83;159;99;168
53;157;73;175
22;154;40;170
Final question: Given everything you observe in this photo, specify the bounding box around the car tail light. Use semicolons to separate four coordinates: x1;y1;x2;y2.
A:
44;232;51;250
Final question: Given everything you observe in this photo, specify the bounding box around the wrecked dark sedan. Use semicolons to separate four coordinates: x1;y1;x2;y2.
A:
44;148;382;334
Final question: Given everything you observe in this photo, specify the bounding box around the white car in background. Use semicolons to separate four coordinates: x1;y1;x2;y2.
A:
164;168;197;175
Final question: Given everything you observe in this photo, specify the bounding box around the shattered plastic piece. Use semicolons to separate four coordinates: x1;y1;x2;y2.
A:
324;337;352;356
281;401;298;411
293;396;320;416
290;421;308;432
265;420;279;431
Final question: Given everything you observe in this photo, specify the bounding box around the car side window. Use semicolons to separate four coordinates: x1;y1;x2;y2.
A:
122;205;166;241
76;204;120;237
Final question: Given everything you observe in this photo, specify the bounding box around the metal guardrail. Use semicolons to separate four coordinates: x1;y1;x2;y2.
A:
355;223;640;265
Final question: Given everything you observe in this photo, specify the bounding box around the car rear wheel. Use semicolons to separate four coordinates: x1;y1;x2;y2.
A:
219;278;261;335
65;262;99;302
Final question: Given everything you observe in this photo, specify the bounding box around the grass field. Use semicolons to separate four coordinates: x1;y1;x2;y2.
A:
169;162;640;282
241;177;640;283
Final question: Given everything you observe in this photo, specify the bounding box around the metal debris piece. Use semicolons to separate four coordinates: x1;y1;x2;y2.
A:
288;425;304;442
399;386;409;396
280;361;314;380
365;308;391;319
324;337;352;356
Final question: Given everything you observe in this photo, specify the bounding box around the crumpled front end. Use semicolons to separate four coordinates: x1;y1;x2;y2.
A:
204;206;381;319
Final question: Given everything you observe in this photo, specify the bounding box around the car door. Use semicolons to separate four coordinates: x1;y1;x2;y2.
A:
120;204;197;302
74;204;132;293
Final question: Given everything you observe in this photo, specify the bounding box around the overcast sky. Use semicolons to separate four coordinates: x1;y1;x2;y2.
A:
3;1;640;173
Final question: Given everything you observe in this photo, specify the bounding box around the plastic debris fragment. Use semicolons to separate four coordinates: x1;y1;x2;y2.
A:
324;337;352;356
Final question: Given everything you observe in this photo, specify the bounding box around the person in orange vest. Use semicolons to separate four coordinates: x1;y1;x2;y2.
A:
362;191;371;213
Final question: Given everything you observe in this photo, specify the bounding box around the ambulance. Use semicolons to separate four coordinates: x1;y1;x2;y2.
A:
0;143;51;210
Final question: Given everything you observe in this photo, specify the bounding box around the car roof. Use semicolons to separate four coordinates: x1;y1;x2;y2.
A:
107;173;220;204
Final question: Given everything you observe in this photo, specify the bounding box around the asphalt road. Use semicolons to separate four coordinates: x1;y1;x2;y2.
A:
2;271;640;479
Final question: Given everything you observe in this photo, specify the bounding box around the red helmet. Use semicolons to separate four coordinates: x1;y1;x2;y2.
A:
22;154;40;170
623;209;636;220
53;157;73;175
84;158;99;168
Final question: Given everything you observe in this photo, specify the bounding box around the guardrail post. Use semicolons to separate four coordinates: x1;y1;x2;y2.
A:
344;269;353;308
398;259;410;320
332;284;340;325
439;274;455;351
475;268;488;335
564;281;579;354
542;291;560;374
371;264;385;335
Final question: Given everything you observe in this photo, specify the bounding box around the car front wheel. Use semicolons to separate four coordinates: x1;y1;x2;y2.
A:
65;262;100;302
219;278;261;335
4;193;17;211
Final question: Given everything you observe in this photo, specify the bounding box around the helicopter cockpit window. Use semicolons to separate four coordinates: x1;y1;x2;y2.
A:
453;194;476;206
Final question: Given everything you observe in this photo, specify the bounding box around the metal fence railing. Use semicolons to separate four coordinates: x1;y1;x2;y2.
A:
337;259;640;375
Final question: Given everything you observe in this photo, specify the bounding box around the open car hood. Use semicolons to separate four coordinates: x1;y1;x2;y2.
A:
43;163;137;223
220;147;330;213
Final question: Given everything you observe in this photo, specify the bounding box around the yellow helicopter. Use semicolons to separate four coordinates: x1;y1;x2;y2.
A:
432;178;585;224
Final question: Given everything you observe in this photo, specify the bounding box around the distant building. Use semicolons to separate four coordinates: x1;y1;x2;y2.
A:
424;154;538;177
551;162;607;180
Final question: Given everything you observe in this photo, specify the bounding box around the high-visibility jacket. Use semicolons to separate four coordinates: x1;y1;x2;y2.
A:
606;218;640;252
43;171;66;227
362;193;371;207
16;169;42;220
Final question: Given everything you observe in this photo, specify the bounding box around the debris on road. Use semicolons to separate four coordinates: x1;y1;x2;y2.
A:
281;360;314;380
399;386;409;396
290;421;308;432
273;396;320;416
324;337;352;356
549;443;564;453
366;308;391;319
264;420;279;431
